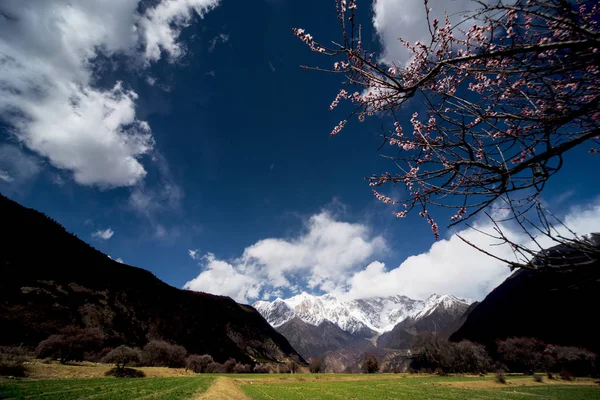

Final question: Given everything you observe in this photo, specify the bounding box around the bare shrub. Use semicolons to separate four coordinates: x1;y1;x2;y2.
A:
546;345;596;377
101;346;141;370
205;362;225;373
105;367;145;378
309;357;323;373
497;337;548;374
141;340;187;368
223;358;237;373
361;353;379;374
35;327;104;363
233;363;251;373
253;363;269;374
495;372;506;384
0;346;29;377
186;354;214;373
560;370;575;381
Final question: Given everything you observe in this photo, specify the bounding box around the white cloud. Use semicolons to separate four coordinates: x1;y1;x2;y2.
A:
208;33;230;52
92;228;115;240
139;0;220;62
0;0;219;188
372;0;474;65
184;211;386;302
185;198;600;303
183;253;261;304
340;199;600;301
0;171;12;183
188;249;200;260
115;257;124;263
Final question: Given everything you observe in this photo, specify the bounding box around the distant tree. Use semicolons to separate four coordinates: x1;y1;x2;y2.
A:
453;341;492;374
233;363;252;373
497;337;548;374
411;334;492;374
545;345;596;376
101;346;141;370
35;327;104;364
361;353;379;373
186;354;214;373
205;362;225;373
253;363;269;374
309;357;324;373
0;346;29;377
141;340;187;368
223;358;237;373
293;0;600;269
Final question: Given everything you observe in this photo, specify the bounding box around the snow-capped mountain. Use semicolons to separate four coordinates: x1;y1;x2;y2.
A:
253;292;473;335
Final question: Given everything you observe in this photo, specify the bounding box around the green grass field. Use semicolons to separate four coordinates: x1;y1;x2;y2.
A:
0;376;214;400
1;373;599;400
239;374;600;400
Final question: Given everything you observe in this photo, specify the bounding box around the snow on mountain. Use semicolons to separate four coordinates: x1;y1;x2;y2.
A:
253;292;474;335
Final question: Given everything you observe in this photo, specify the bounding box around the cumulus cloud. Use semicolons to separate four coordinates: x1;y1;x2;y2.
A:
183;253;261;303
372;0;474;65
185;198;600;303
183;211;386;302
0;0;219;187
139;0;220;62
340;199;600;300
92;228;115;240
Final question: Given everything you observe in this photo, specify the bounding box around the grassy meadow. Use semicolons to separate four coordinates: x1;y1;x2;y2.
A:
1;370;599;399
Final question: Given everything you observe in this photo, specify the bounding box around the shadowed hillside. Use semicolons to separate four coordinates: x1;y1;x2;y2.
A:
450;261;600;354
0;194;303;365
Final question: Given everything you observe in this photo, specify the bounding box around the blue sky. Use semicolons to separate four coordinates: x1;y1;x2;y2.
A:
1;0;599;304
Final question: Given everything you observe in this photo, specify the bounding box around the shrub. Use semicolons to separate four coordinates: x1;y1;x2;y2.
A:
495;372;506;384
546;345;596;377
288;361;300;374
253;363;269;374
223;358;237;373
560;370;575;381
361;353;379;374
35;327;104;364
547;371;554;380
309;357;323;373
205;362;225;373
0;346;29;377
141;340;187;368
101;346;141;369
533;374;543;383
233;363;251;373
105;367;145;378
497;337;548;374
186;354;214;373
410;334;492;374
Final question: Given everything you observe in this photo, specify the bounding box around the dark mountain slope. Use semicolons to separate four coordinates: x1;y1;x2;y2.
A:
276;317;369;359
450;262;600;354
0;194;303;364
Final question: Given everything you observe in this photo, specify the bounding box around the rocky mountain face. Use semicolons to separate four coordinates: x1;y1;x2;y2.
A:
450;259;600;354
276;317;367;360
254;292;473;337
377;294;474;349
0;194;303;365
254;292;474;367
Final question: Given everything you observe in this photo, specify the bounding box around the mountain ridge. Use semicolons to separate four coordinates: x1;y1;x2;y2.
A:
0;193;304;365
254;292;473;336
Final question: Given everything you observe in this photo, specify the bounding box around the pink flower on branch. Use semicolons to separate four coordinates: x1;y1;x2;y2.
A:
295;0;600;251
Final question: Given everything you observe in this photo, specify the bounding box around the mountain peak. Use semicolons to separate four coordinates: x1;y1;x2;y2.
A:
253;292;474;335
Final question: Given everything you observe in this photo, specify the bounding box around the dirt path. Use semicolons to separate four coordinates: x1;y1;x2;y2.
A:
195;377;251;400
